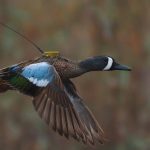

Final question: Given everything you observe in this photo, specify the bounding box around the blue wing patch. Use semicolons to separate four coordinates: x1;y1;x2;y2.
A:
21;62;55;87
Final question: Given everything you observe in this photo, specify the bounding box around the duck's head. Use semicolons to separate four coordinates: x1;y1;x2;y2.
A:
79;56;131;72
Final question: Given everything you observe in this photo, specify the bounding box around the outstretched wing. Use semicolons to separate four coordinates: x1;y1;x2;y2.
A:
1;61;106;145
63;80;105;144
32;67;106;145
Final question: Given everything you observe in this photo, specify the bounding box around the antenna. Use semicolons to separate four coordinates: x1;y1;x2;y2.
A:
0;21;44;54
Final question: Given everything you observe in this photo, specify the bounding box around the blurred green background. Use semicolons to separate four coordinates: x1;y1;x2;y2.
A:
0;0;150;150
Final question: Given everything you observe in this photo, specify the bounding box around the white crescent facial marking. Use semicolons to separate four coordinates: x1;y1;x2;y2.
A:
103;57;113;70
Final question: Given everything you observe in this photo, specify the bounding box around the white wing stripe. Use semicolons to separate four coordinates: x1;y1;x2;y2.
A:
28;77;49;87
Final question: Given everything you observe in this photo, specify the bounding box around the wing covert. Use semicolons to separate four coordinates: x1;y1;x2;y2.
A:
21;62;55;87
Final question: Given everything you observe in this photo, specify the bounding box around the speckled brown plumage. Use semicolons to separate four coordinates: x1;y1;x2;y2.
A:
26;55;86;79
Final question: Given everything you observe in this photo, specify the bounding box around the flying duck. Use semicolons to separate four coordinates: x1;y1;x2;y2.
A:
0;52;131;145
0;22;131;145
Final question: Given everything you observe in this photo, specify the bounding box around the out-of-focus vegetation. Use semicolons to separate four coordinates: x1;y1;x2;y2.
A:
0;0;150;150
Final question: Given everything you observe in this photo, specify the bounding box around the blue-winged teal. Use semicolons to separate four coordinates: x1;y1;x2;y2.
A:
0;53;131;145
0;22;131;145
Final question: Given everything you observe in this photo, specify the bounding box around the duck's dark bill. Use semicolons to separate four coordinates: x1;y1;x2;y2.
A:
114;64;132;71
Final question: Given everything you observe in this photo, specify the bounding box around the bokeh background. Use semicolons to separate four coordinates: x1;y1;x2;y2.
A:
0;0;150;150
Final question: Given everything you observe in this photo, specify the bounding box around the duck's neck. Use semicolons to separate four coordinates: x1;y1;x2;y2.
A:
78;59;98;72
68;60;96;78
64;62;88;79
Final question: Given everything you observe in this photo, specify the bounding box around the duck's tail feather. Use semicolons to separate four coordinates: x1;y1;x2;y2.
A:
0;69;13;93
